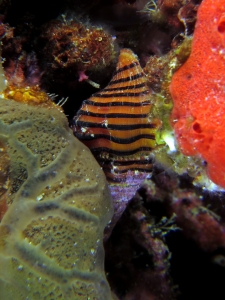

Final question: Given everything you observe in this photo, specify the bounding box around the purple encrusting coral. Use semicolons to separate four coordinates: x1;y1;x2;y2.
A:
0;0;225;299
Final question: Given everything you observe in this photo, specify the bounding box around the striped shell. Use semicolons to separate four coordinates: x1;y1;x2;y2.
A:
73;49;160;217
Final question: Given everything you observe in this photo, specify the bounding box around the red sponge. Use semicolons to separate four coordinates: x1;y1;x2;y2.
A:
170;0;225;187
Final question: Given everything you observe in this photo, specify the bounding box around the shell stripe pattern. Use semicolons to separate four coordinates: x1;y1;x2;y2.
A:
73;49;160;182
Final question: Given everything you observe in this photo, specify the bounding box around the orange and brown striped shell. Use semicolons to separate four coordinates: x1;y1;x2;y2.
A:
73;49;161;216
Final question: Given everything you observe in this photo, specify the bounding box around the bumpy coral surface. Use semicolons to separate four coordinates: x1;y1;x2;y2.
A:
0;97;113;299
0;142;9;221
2;84;58;106
170;0;225;188
40;20;116;73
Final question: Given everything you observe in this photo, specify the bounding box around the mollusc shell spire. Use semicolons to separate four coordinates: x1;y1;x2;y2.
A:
73;49;160;182
73;49;160;222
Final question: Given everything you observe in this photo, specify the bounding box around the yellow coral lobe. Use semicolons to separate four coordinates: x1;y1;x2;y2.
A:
0;97;113;299
2;85;62;111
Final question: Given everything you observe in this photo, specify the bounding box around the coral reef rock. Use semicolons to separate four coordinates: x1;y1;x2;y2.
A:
39;19;117;74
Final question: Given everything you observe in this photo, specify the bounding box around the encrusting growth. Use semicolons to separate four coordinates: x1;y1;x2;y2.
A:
0;91;113;298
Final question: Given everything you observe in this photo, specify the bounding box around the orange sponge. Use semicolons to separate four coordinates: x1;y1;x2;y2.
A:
170;0;225;188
